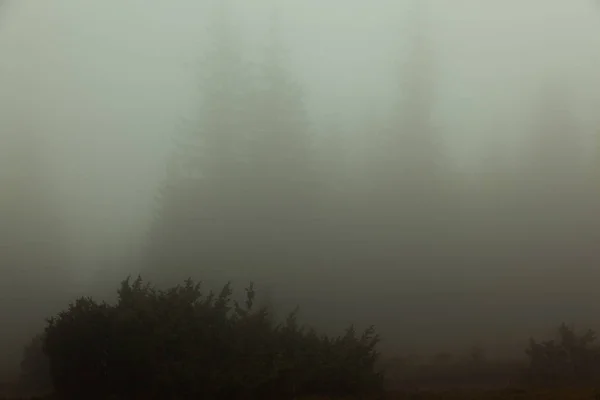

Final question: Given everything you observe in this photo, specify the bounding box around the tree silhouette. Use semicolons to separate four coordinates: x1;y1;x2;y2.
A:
359;0;452;296
143;0;253;288
241;5;318;288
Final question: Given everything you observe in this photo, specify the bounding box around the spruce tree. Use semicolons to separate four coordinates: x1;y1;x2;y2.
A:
362;0;450;291
143;0;252;288
242;6;318;288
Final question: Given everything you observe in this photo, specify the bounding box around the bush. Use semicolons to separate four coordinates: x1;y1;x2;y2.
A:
37;276;383;399
525;322;600;383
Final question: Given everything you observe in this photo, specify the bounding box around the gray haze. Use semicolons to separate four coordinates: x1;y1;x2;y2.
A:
2;0;600;371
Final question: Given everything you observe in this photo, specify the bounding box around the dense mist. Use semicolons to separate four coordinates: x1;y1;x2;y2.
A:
1;0;600;373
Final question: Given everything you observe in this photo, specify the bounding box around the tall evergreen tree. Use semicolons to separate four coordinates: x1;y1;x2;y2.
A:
368;1;446;194
360;0;451;292
395;1;445;191
241;5;318;287
246;6;313;211
142;0;252;287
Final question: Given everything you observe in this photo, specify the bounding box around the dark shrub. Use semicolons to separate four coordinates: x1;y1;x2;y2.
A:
38;276;383;399
526;322;600;383
44;297;113;399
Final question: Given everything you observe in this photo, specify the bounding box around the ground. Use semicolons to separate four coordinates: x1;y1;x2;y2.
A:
303;388;600;399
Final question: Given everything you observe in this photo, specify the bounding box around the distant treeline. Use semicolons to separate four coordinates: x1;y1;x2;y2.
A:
141;1;600;342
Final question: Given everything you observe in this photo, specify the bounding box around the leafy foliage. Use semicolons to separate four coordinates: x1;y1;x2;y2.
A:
37;276;383;400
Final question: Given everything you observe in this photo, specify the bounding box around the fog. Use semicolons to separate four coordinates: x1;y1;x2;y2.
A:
1;0;600;371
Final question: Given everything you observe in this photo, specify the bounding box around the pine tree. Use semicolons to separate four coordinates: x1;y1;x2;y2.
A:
246;6;313;217
364;0;450;225
241;5;318;286
395;1;449;208
361;0;450;288
142;0;252;287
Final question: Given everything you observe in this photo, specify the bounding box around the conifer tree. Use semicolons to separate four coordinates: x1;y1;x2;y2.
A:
242;5;318;286
362;0;450;288
143;0;252;287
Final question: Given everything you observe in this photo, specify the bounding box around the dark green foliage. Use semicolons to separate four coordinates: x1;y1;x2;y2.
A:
44;297;113;399
525;323;600;383
38;276;383;400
